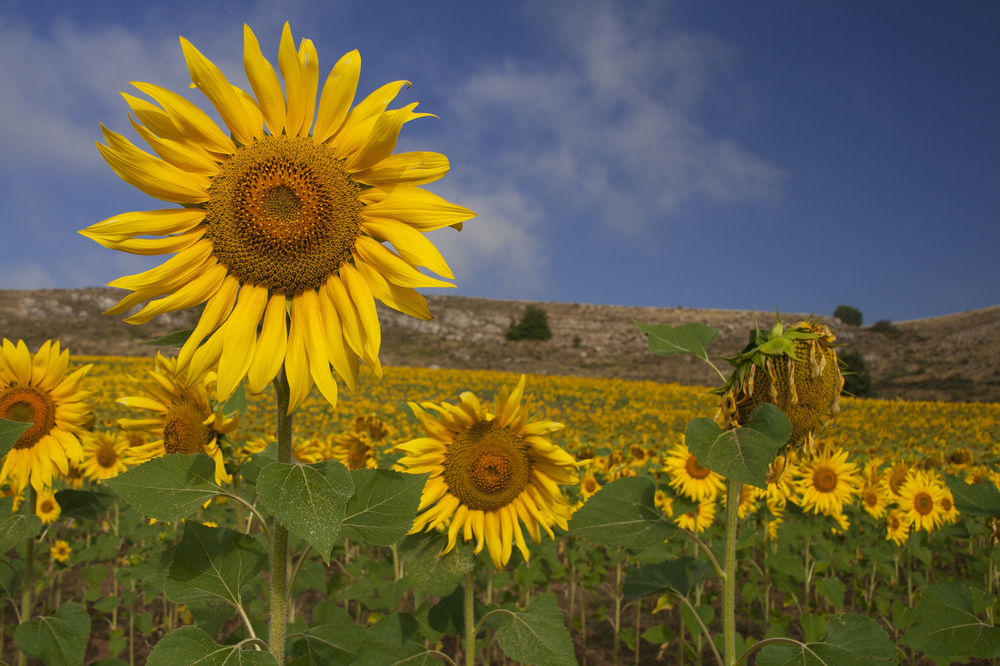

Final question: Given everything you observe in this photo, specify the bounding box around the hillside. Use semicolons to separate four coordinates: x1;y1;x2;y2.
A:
1;288;998;403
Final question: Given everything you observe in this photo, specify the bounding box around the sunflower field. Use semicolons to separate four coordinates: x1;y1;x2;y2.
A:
2;17;999;666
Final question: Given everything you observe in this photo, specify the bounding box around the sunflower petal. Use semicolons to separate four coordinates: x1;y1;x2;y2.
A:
344;102;425;172
248;294;288;394
361;185;476;232
97;128;209;204
314;49;360;144
361;219;453;279
92;227;205;257
180;36;255;147
340;263;383;372
278;23;307;138
333;80;411;144
293;290;338;408
353;256;433;320
81;209;206;243
177;275;239;370
354;151;449;186
217;285;268;402
131;81;235;156
243;24;286;136
354;237;453;289
129;116;220;177
317;286;358;393
284;312;312;415
125;262;228;325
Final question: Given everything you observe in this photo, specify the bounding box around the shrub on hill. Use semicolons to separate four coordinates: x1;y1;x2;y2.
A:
507;305;552;341
834;304;863;326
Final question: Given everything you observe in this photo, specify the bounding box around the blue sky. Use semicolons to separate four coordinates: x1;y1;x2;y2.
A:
1;0;997;323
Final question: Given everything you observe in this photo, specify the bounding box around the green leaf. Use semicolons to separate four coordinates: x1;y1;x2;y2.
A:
352;613;433;666
143;330;193;348
816;576;846;612
568;476;675;550
495;593;578;666
290;602;367;665
427;585;488;636
343;469;427;546
14;602;91;666
0;513;42;553
756;613;896;665
623;556;715;600
635;322;719;361
221;382;247;417
945;475;1000;519
399;531;476;606
104;454;222;521
0;418;31;461
898;581;1000;659
685;404;791;489
238;442;277;485
164;522;267;611
146;626;278;665
257;461;353;562
54;488;116;522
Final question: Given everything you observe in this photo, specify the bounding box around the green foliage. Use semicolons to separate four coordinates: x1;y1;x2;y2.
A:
495;593;578;666
685;403;791;489
623;556;715;599
146;626;278;665
834;304;863;326
568;476;675;550
945;474;1000;518
755;613;896;665
870;319;895;334
0;418;31;461
839;349;874;397
506;304;553;340
289;602;367;665
898;582;1000;659
257;460;354;562
399;531;476;605
142;329;194;348
342;468;427;546
635;321;719;360
0;514;42;553
104;454;222;522
14;602;91;666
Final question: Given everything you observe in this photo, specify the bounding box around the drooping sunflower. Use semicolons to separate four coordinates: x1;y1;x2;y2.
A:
662;440;725;502
36;488;61;525
81;22;475;414
394;375;579;569
0;340;93;494
716;316;844;457
896;470;947;533
117;354;238;485
79;430;134;482
794;446;861;518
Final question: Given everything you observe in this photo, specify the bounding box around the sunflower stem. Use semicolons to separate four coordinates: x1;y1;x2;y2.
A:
464;570;475;666
722;477;741;666
18;487;37;666
268;370;293;663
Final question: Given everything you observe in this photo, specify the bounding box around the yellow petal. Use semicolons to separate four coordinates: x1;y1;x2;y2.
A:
90;228;205;257
106;240;214;293
233;86;264;141
353;254;433;320
180;36;255;147
131;81;235;155
361;219;453;279
354;236;454;289
243;24;286;136
353;151;449;186
332;80;411;145
313;49;360;144
278;23;307;138
117;396;168;413
185;327;225;388
292;290;338;408
81;209;206;243
344;102;427;172
340;263;383;369
98;128;209;204
121;92;186;145
248;294;288;394
284;311;312;415
128;115;219;177
217;285;268;402
325;275;377;375
317;287;358;393
29;340;51;387
177;274;239;370
125;262;228;325
296;38;319;137
361;185;476;232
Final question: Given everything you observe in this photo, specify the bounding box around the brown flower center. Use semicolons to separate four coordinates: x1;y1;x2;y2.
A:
96;445;118;469
914;492;934;516
205;135;363;294
0;386;57;450
39;499;56;515
685;455;711;480
813;466;838;493
162;401;214;455
444;420;531;511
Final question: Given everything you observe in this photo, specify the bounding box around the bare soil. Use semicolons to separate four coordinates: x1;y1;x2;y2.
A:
2;288;998;403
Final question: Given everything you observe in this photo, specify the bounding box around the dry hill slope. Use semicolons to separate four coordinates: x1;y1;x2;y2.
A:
1;288;998;403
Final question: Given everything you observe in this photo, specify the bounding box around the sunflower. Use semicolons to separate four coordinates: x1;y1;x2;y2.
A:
329;431;378;470
662;441;725;502
938;489;960;525
885;509;911;546
722;484;762;519
117;354;238;485
859;482;891;519
897;470;947;533
50;539;72;564
654;489;674;516
881;462;911;498
794;446;861;517
674;498;717;533
79;430;132;482
81;22;475;415
394;376;578;569
36;488;61;525
0;340;93;494
579;472;602;501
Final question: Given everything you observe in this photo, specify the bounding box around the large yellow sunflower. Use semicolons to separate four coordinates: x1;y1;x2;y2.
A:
81;22;475;414
896;470;947;533
0;340;93;494
394;376;579;569
117;354;238;485
793;446;861;517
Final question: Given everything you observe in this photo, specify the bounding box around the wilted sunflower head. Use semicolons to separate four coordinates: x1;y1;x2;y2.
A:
716;315;844;457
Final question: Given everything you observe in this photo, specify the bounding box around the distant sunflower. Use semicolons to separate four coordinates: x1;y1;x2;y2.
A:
50;539;72;564
886;509;911;546
330;431;378;470
654;489;674;516
881;462;911;498
662;441;724;502
117;354;238;485
0;340;93;494
395;375;578;569
81;22;475;414
79;431;131;482
938;488;960;525
897;470;946;533
674;498;717;533
579;472;602;501
794;446;861;517
36;488;61;525
860;482;891;519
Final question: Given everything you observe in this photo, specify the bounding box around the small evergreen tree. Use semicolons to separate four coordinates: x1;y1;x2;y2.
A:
507;305;553;341
834;304;863;326
840;349;873;397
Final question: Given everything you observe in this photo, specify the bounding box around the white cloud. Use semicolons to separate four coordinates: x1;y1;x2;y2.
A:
444;1;786;235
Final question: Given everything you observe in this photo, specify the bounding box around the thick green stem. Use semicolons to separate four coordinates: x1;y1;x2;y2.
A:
465;571;475;666
268;371;293;662
18;487;37;666
723;478;741;666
